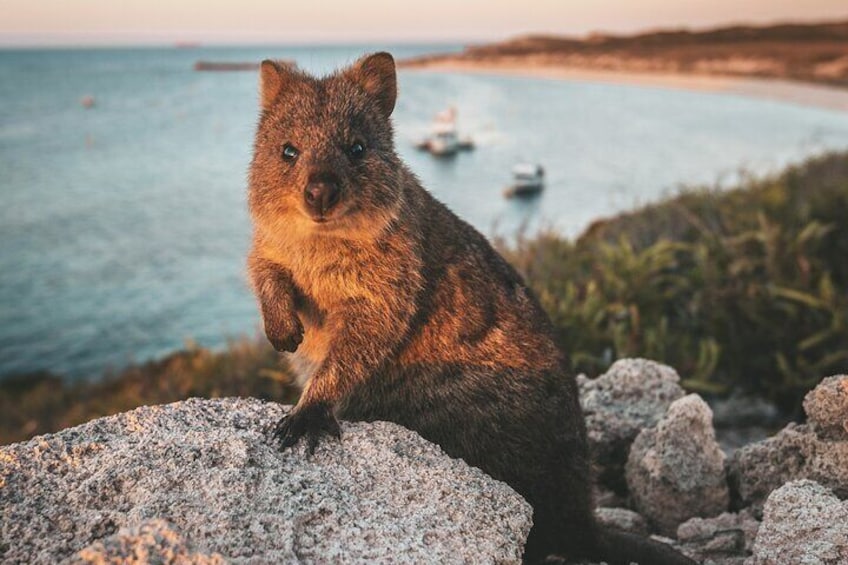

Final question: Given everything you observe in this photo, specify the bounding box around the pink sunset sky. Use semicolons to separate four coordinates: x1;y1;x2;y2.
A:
1;0;847;46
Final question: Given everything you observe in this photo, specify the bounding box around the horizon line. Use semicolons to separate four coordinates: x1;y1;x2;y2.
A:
0;40;475;50
2;14;847;49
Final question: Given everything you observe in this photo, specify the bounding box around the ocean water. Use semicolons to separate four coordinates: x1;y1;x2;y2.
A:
2;45;848;380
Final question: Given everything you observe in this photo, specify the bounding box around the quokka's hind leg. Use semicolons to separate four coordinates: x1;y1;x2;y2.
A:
513;452;599;563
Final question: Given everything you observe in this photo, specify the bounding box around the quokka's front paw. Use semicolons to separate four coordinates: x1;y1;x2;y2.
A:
265;317;304;352
273;403;341;454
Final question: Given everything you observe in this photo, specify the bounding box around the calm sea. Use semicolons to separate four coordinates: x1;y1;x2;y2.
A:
3;45;848;380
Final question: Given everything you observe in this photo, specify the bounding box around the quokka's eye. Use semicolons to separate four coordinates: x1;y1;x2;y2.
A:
348;141;366;159
282;143;299;161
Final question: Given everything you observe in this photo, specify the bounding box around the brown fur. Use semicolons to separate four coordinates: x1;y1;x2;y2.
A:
247;52;694;565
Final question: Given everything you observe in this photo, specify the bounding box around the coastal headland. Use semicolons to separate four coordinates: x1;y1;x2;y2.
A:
400;20;848;111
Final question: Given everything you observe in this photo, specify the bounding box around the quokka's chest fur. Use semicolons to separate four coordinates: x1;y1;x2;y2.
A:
257;223;423;372
261;226;417;302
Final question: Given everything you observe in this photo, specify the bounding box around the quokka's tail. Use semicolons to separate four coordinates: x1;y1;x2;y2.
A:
593;526;698;565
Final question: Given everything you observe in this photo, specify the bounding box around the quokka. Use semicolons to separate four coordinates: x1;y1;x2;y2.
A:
247;52;695;565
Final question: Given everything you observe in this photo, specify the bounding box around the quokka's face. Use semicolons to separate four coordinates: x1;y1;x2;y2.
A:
249;53;402;236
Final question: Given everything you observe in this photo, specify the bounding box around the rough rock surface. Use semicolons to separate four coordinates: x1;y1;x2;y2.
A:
0;398;532;564
626;394;729;536
71;520;226;564
728;376;848;513
803;375;848;440
674;510;759;565
594;507;650;536
750;480;848;564
578;358;686;492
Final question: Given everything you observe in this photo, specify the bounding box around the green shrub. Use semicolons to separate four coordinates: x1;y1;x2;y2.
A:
502;151;848;412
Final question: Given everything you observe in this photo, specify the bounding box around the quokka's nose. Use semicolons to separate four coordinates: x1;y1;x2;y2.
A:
304;181;341;216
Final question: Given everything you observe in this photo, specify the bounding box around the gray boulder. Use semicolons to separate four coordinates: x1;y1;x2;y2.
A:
728;375;848;513
579;358;686;492
626;394;729;536
750;479;848;564
0;398;532;564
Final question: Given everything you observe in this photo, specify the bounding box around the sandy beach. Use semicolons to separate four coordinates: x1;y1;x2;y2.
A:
401;60;848;113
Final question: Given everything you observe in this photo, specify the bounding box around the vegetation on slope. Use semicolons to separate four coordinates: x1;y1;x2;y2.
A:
502;151;848;412
0;338;297;445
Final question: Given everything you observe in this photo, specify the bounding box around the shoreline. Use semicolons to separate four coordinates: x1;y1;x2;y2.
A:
400;60;848;113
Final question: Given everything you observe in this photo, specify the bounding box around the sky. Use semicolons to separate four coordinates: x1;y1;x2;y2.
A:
1;0;847;46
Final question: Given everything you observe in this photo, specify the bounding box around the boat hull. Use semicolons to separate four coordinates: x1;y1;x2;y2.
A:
504;183;544;198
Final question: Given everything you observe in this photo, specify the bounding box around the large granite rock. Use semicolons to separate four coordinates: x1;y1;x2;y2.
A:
728;376;848;513
626;394;729;536
0;398;532;564
578;358;686;493
750;480;848;564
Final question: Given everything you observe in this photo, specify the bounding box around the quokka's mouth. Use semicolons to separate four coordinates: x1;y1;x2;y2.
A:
302;200;351;226
307;212;339;225
306;207;347;225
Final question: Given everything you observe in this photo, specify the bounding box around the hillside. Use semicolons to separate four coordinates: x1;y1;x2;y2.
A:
402;20;848;87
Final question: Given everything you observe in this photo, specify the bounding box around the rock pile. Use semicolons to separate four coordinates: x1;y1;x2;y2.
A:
578;358;686;495
581;363;848;564
2;364;846;564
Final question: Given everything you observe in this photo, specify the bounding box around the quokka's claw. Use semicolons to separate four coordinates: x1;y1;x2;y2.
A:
272;403;341;454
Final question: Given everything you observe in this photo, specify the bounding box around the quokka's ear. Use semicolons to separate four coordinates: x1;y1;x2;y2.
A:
350;52;397;118
259;59;297;110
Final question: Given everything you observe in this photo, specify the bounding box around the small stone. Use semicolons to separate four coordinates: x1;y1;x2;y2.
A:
727;423;848;514
803;375;848;440
677;510;758;550
594;507;650;536
626;394;729;536
674;510;759;564
579;358;686;493
750;479;848;564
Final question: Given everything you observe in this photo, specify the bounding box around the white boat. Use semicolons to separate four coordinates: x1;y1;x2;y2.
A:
416;107;474;157
504;164;545;198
